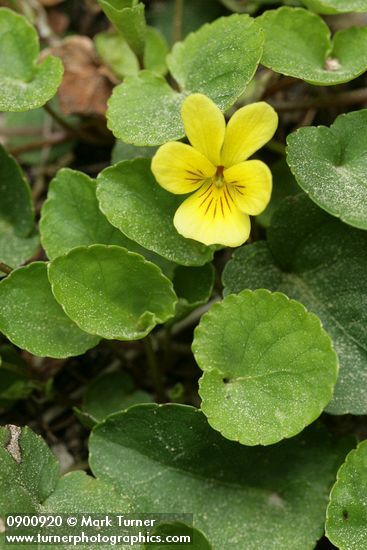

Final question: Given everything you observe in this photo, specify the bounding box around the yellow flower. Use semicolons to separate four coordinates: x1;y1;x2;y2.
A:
151;94;278;247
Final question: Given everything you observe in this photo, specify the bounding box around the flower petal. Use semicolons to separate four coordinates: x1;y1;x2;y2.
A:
181;94;226;166
173;180;251;247
224;160;272;215
221;102;278;167
151;141;216;194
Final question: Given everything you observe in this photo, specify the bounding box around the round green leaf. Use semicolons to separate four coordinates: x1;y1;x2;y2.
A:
222;195;367;415
257;7;367;85
97;159;214;266
107;71;184;145
0;8;63;111
193;289;338;445
0;263;99;358
167;13;264;111
89;404;351;549
301;0;367;14
48;245;177;340
172;263;214;321
287;110;367;230
0;145;39;268
326;440;367;550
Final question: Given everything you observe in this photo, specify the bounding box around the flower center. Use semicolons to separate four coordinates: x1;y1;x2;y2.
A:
214;165;225;188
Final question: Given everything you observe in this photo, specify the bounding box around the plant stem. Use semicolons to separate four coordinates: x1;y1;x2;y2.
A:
43;103;77;135
271;88;367;112
143;335;165;402
8;132;71;156
172;0;184;43
265;139;286;155
0;262;12;275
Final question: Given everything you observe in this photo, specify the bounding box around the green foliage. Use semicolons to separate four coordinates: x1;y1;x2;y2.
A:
0;263;100;358
0;146;39;269
80;371;152;424
257;7;367;85
193;289;338;445
223;195;367;415
48;245;177;340
107;14;263;145
287;109;367;230
326;440;367;549
98;0;147;57
0;8;63;111
301;0;367;14
89;404;351;549
97;159;214;265
95;31;139;79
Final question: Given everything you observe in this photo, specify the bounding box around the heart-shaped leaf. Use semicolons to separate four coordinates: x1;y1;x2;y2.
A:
48;245;177;340
97;159;214;266
89;404;351;549
326;440;367;550
39;167;174;276
0;263;99;358
0;146;39;269
107;14;263;145
257;7;367;85
222;195;367;415
301;0;367;14
193;289;338;445
287;109;367;230
0;8;63;111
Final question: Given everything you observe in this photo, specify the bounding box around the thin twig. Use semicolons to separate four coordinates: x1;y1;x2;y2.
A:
143;335;165;403
0;262;12;275
8;132;72;156
172;0;184;43
270;88;367;112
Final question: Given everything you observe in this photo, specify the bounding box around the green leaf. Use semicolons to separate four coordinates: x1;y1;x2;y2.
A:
222;195;367;415
167;14;264;111
193;289;338;445
301;0;367;14
0;145;39;268
0;8;63;111
97;159;214;266
107;71;184;146
149;0;225;45
95;31;139;79
40;168;175;277
326;440;367;550
48;245;177;340
0;262;99;358
98;0;146;57
0;425;59;515
144;27;169;75
107;15;263;145
257;158;299;228
82;371;152;424
172;264;214;321
287;109;367;230
257;7;367;85
111;141;157;163
89;404;351;549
